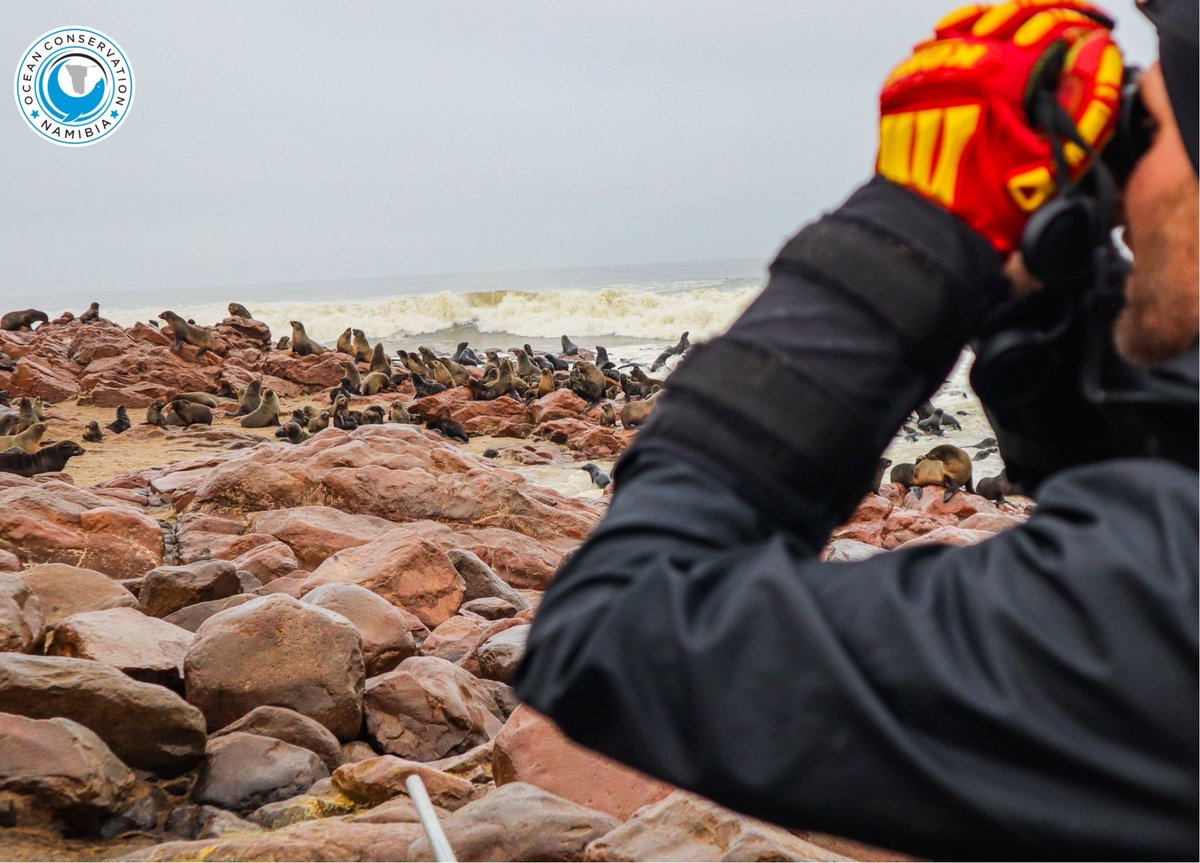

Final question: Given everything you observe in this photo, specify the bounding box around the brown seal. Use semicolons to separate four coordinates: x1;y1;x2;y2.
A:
228;302;253;319
431;360;456;389
306;410;331;433
0;422;47;454
568;361;606;405
290;321;327;356
389;401;417;424
0;415;16;437
620;393;660;429
159;311;216;354
889;462;915;488
536;369;555;398
0;309;48;331
369;343;392;375
0;440;85;477
105;406;131;435
426;416;469;443
362;404;386;425
275;421;311;443
913;444;974;501
340;360;362;393
598;400;616;427
172;392;220;409
361;370;394;395
228;380;263;417
351;329;372;363
872;457;893;492
276;336;291;351
976;470;1013;502
79;302;101;323
240;389;281;427
336;327;354;356
170;399;213;428
82;420;103;442
145;401;167;427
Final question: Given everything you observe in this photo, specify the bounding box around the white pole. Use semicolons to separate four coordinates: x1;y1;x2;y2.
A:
406;773;457;863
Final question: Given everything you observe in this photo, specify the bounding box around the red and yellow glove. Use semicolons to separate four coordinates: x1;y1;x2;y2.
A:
877;0;1124;253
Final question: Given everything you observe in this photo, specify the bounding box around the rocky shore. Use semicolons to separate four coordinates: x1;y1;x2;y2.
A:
0;313;1032;861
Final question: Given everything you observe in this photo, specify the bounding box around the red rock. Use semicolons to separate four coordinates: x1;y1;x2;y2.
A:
528;388;590;425
959;512;1027;533
184;594;364;740
67;325;136;365
906;488;1002;520
174;512;246;562
139;560;242;618
421;615;488;664
0;574;43;653
454;617;528;677
261;352;347;389
0;549;19;572
214;317;272;351
18;564;137;630
301;583;418;677
474;625;529;683
534;418;635;459
893;526;997;549
248;506;397;570
410;387;474;420
213;706;343;772
205;531;273;561
10;355;80;402
128;321;173;347
492;705;674;820
309;533;463;629
232;540;300;583
879;509;957;549
331;755;475;810
448;395;528;425
822;539;886;562
77;346;217;407
195;732;329;813
44;606;194;689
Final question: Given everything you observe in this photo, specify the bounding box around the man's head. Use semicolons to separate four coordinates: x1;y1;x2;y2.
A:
1113;2;1199;367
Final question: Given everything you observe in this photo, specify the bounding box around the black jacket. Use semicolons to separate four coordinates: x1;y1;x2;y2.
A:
514;178;1199;860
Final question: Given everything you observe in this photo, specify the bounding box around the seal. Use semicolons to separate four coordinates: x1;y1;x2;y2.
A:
276;336;291;351
536;369;555;398
228;302;253;319
431;360;456;390
596;345;611;367
454;342;480;366
889;462;915;488
331;395;358;431
336;328;354;356
13;398;40;433
159;311;216;354
561;335;580;356
872;456;893;491
568;361;606;405
0;309;48;331
229;380;263;417
411;372;447;398
598;400;616;427
917;408;946;435
438;356;470;387
172;392;220;409
240;389;281;428
0;414;20;437
362;404;386;425
79;302;101;324
976;470;1013;502
275;421;311;444
426;416;469;443
290;321;327;356
0;440;85;477
581;463;611;489
370;343;392;375
0;422;47;454
307;410;331;433
341;360;363;393
514;349;540;381
171;399;213;428
913;444;974;501
82;420;103;442
620;395;658;429
389;401;417;424
398;350;433;378
145;401;167;427
361;371;394;395
351;329;372;363
105;406;131;435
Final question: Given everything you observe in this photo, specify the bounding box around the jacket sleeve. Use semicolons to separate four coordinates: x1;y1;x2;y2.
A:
513;178;1200;859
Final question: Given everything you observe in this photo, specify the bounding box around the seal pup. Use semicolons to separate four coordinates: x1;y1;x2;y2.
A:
598;400;616;427
426;416;468;443
917;408;946;436
581;463;611;489
275;421;311;444
332;396;358;431
361;371;394;395
872;457;893;492
172;392;220;409
145;401;167;427
431;360;456;390
105;406;131;435
228;380;263;417
336;328;354;355
307;410;331;433
913;444;974;501
228;302;253;319
889;462;915;488
290;321;327;356
389;401;417;424
630;367;665;389
561;335;580;356
536;369;555;398
1;309;48;331
160;311;216;355
0;440;85;477
13;398;39;433
568;361;606;405
513;350;541;381
965;436;997;449
362;404;386;425
973;448;998;461
351;329;372;363
240;389;281;427
82;421;103;442
595;346;610;367
171;399;213;428
340;360;363;393
276;336;290;351
976;470;1013;502
411;372;446;397
79;302;100;323
398;350;433;378
0;422;47;454
369;343;392;375
0;415;18;436
453;342;479;366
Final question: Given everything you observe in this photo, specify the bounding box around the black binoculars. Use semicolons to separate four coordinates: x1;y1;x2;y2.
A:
1101;65;1157;188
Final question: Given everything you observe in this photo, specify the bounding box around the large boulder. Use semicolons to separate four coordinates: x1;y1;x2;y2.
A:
248;506;397;570
0;574;43;654
301;583;418;676
44;606;194;689
475;625;529;684
194;732;329;814
0;712;139;833
409;782;618;863
363;656;501;761
583;791;848;862
18;563;138;630
331;755;475;811
0;654;206;776
308;534;464;629
139;560;242;618
493;705;673;820
11;355;80;402
212;706;344;772
184;595;364;740
447;549;530;610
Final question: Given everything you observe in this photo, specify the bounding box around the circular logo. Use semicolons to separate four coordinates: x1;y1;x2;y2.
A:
14;26;134;146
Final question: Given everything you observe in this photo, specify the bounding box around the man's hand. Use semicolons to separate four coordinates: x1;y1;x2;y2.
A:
878;0;1123;253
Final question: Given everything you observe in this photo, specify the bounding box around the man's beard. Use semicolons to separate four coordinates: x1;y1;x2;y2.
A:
1113;189;1200;367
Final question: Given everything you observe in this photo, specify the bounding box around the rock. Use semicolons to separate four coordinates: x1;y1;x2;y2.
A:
0;712;138;833
11;355;80;402
0;574;42;654
907;488;1001;520
454;617;528;677
341;741;379;764
231;541;299;583
18;563;137;630
459;597;520;620
823;539;887;562
528;388;590;425
309;534;464;629
301;583;418;677
184;594;364;740
583;790;848;862
77;347;217;408
194;732;329;814
139;560;242;618
363;656;501;761
126;818;423;862
478;679;519;722
893;526;997;549
44;607;194;689
163;594;257;632
331;755;476;810
535;418;636;459
214;316;272;350
421;615;488;664
959;512;1027;533
248;506;397;570
447;548;530;610
428;740;496;786
475;625;529;683
213;706;344;772
0;654;206;776
0;479;163;578
0;549;19;572
247;792;357;830
493;705;673;820
409;782;618;863
261;352;348;389
166;803;263;840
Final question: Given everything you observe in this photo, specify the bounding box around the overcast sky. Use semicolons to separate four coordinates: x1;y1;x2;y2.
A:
1;1;1158;298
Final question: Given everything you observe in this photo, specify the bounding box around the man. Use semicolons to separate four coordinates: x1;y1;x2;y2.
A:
515;1;1198;859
